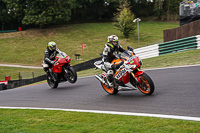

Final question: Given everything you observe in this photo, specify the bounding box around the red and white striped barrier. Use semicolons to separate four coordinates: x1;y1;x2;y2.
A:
0;76;10;85
0;81;8;85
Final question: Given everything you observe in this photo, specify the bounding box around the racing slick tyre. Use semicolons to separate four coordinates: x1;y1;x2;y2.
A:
47;74;58;88
137;73;154;95
101;83;118;95
64;66;77;83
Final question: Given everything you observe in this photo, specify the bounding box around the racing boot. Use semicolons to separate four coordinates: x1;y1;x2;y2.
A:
43;64;50;75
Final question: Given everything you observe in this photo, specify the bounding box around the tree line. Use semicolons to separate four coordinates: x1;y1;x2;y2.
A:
0;0;182;30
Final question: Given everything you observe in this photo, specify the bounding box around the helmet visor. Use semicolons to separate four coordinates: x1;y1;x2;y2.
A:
112;41;118;46
51;46;56;50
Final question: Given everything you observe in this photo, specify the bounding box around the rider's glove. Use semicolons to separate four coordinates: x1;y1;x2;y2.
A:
50;61;55;65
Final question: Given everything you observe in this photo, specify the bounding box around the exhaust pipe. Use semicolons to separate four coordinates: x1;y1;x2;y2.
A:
95;75;105;84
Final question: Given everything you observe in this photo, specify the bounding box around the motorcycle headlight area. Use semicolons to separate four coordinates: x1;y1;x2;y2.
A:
126;64;137;69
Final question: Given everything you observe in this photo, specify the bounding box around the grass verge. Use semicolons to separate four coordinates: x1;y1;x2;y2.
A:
0;109;199;133
0;66;44;81
0;22;178;66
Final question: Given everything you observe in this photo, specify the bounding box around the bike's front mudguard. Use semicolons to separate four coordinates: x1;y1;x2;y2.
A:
133;71;144;83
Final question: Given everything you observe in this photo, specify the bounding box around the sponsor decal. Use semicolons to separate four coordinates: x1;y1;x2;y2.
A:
130;60;134;64
115;68;127;80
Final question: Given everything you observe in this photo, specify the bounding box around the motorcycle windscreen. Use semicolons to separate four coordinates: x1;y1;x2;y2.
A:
128;56;140;66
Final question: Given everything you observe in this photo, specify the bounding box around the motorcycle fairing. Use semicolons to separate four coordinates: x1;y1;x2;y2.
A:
52;56;70;73
114;68;130;84
97;51;144;86
134;71;144;83
121;71;130;84
52;65;62;73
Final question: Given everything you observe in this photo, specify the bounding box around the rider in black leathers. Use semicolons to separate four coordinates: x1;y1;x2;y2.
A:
43;41;61;73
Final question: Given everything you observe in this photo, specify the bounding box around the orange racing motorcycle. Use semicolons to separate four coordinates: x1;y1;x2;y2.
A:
94;46;155;95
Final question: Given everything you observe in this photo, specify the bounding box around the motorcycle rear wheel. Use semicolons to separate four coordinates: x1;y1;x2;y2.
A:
47;74;58;88
101;83;118;95
137;73;154;95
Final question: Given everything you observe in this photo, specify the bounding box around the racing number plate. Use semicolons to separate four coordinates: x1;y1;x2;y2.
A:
115;68;127;80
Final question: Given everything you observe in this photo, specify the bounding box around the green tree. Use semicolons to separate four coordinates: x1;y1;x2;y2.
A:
71;0;120;21
154;0;182;20
154;0;164;19
22;0;74;28
5;0;25;23
129;0;154;17
0;0;12;31
167;0;182;20
114;0;136;38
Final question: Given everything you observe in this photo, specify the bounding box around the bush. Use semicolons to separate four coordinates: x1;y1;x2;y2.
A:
114;0;136;38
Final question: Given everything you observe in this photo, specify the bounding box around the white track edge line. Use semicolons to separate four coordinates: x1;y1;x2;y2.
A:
0;106;200;121
143;64;200;71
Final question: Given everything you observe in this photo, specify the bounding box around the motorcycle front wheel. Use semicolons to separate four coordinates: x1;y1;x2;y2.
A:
137;73;154;95
101;83;118;95
64;66;77;83
47;74;58;88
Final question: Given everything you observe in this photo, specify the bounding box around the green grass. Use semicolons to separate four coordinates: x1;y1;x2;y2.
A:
142;49;200;69
0;22;178;66
0;66;44;81
0;109;199;133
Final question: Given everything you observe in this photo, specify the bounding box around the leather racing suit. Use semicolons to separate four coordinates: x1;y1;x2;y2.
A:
102;43;125;86
43;47;61;72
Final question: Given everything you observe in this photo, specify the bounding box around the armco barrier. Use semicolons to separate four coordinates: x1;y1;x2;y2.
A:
1;75;46;91
73;57;102;72
133;35;199;58
159;36;197;55
196;35;200;49
134;44;159;59
0;84;6;90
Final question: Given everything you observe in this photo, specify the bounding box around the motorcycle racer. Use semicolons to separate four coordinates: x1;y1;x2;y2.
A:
102;35;126;87
43;41;62;73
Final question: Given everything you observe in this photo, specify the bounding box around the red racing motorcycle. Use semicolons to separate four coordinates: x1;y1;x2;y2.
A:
45;52;77;88
94;46;155;95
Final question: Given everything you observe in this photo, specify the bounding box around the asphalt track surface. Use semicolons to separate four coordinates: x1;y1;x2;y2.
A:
0;65;200;118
